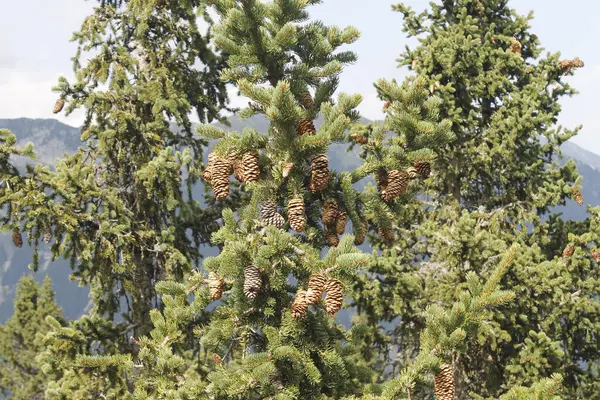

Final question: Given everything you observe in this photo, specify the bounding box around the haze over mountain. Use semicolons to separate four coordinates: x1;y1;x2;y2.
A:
0;116;598;323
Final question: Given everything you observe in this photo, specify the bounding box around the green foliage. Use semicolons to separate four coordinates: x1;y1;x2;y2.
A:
0;276;63;400
2;0;592;398
350;1;599;399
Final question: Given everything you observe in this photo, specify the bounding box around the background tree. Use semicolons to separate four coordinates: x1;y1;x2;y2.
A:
0;0;235;396
351;1;598;398
0;276;63;400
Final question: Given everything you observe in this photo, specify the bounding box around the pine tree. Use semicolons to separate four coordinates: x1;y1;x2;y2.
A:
0;0;233;397
351;1;599;398
0;276;63;399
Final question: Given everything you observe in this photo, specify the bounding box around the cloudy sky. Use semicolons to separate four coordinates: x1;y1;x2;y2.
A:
1;0;598;153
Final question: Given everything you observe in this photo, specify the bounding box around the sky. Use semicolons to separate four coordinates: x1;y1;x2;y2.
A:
1;0;598;153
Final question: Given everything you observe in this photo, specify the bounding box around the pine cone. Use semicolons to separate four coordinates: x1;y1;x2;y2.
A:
354;220;367;246
592;250;600;263
242;152;260;183
12;230;23;248
299;90;313;109
287;198;306;232
306;273;327;304
378;227;395;243
265;213;286;229
414;161;431;179
381;170;409;201
322;199;338;225
335;211;347;235
243;265;261;300
208;272;224;301
434;364;455;400
573;188;583;206
563;245;575;258
43;230;52;244
261;202;277;219
228;154;245;182
350;132;368;144
211;157;232;200
297;119;316;136
310;154;329;193
325;226;339;247
382;100;391;113
53;98;65;114
324;278;343;316
509;37;522;54
202;153;219;183
291;289;309;319
559;59;584;75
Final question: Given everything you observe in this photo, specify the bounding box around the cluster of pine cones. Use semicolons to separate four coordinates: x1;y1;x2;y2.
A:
378;162;431;201
291;273;344;318
321;199;347;247
202;151;260;200
259;199;306;233
206;265;263;301
559;58;584;76
260;202;286;229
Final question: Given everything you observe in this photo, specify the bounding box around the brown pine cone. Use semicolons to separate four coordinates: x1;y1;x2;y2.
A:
378;227;395;243
559;59;584;75
322;199;338;226
382;100;391;113
350;132;368;144
43;230;52;244
291;289;309;319
265;213;286;229
381;170;409;201
573;188;583;206
299;90;313;109
211;157;232;200
335;211;347;235
53;98;65;114
592;250;600;263
242;152;260;183
509;37;522;54
202;153;219;183
297;119;316;136
563;245;575;258
324;278;343;316
325;226;339;247
414;161;431;179
208;272;224;301
287;198;306;232
260;201;277;219
243;265;261;300
306;273;327;304
310;154;329;193
434;364;455;400
12;230;23;248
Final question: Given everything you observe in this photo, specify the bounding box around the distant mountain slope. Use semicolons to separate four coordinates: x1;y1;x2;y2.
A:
0;116;598;323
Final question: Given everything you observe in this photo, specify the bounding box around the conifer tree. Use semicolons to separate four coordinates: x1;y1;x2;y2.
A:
0;276;63;400
0;0;233;397
34;0;458;397
351;1;599;398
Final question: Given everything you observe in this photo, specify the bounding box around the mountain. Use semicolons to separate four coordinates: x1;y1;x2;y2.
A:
0;116;598;323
